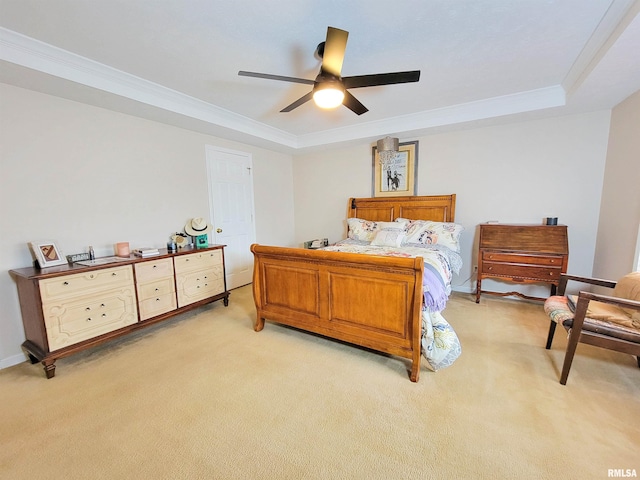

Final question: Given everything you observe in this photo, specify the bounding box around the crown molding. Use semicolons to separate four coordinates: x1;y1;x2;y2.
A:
562;0;639;96
297;85;566;148
0;27;298;148
1;27;569;151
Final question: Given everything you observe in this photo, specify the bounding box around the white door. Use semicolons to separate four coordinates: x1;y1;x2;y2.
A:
205;145;256;289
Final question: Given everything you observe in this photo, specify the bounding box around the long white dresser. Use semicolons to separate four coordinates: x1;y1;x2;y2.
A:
10;245;228;378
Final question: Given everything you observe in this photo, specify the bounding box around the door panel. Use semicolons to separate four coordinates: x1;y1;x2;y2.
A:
206;146;256;289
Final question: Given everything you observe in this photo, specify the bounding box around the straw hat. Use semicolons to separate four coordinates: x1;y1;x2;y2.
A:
185;217;213;236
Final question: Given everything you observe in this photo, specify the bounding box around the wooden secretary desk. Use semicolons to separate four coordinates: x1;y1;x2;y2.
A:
476;223;569;303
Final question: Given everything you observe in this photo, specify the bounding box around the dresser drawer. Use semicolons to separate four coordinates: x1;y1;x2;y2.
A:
174;250;222;274
137;277;176;300
482;262;562;281
43;287;138;350
177;274;225;307
139;292;177;320
39;265;134;301
482;251;564;266
134;258;174;283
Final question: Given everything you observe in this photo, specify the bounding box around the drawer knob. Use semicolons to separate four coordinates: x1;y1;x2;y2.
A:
85;307;91;311
86;317;92;322
102;313;106;317
155;288;160;292
488;255;493;259
156;298;161;302
101;303;105;308
550;259;555;263
112;273;117;276
549;272;553;276
488;267;493;271
63;281;69;286
153;265;157;268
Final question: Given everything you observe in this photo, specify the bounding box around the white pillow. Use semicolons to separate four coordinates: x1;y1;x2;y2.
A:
371;230;406;247
347;218;379;242
404;220;464;252
347;219;404;242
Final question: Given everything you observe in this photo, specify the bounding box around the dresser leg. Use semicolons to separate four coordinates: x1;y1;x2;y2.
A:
43;361;56;379
475;278;482;303
254;315;265;332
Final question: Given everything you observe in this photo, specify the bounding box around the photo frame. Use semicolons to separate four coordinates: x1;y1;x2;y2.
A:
29;241;67;268
372;140;419;197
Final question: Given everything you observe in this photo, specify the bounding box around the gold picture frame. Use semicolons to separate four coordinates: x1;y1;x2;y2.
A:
372;140;419;197
29;241;67;268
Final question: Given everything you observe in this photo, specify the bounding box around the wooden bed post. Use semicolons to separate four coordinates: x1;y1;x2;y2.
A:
251;245;266;332
410;256;424;382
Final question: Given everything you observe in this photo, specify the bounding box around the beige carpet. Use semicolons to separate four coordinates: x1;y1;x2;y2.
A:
1;285;638;480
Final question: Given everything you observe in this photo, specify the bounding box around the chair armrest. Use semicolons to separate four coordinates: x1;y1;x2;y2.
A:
577;291;640;311
557;274;617;296
571;290;640;334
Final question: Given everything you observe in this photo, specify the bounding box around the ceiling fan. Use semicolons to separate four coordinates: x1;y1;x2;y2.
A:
238;26;421;115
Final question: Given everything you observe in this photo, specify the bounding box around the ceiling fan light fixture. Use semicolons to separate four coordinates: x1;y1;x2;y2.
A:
312;81;345;109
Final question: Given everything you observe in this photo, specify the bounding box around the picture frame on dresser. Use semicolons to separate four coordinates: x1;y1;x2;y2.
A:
29;240;67;268
371;140;419;197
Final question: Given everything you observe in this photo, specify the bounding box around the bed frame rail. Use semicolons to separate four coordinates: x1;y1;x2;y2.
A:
251;245;425;381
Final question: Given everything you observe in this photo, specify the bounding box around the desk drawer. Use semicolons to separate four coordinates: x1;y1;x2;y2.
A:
482;251;563;266
482;262;562;281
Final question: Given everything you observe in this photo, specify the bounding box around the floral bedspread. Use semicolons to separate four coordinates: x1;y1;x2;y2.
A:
320;240;462;371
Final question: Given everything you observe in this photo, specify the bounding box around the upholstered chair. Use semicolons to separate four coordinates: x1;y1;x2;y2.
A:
543;272;640;385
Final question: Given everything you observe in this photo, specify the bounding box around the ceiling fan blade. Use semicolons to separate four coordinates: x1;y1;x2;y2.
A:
343;91;368;115
343;71;421;89
280;91;314;112
238;71;314;85
321;27;348;77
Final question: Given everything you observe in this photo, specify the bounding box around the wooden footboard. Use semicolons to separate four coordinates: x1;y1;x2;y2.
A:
251;244;425;382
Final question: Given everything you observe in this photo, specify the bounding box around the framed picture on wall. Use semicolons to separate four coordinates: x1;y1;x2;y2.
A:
29;241;67;268
372;140;419;197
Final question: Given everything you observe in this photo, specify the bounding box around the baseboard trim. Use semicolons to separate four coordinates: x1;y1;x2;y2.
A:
0;353;27;370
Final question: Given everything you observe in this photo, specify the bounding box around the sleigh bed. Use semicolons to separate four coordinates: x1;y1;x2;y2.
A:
251;194;462;382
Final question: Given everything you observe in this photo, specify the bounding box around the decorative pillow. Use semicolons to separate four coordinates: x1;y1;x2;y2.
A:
347;218;378;242
404;220;464;252
371;230;406;247
347;219;403;242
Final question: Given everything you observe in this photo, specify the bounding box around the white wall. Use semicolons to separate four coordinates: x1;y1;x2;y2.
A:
0;83;295;368
293;111;612;297
593;90;640;279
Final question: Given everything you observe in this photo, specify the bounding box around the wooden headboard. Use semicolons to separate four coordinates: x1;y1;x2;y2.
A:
348;195;456;222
